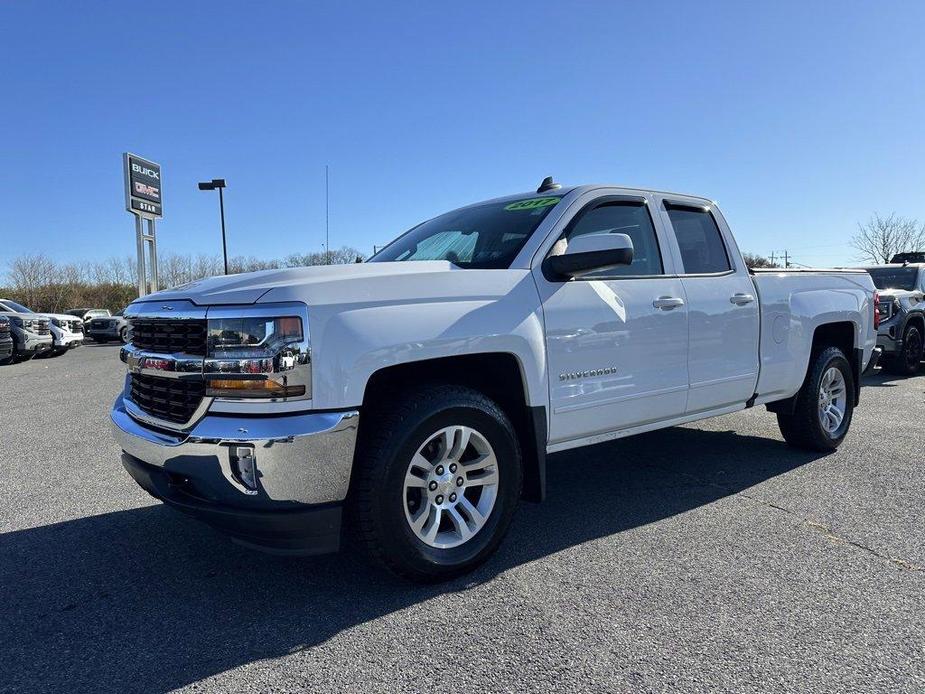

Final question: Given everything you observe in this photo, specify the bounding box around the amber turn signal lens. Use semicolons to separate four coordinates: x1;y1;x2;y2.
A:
206;379;306;399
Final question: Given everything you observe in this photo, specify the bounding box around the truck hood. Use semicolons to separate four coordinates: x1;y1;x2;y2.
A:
136;262;464;306
0;311;40;321
42;313;82;322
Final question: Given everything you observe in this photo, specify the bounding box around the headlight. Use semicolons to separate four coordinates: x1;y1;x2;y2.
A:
204;314;310;399
10;316;36;331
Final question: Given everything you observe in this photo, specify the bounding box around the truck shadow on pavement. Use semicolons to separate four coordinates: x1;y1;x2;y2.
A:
1;425;823;693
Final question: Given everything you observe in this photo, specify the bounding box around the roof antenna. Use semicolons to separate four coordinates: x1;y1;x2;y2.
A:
537;176;561;194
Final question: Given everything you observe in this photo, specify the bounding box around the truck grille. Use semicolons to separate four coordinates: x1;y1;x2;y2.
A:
130;374;205;424
130;318;208;355
69;319;83;333
36;319;50;336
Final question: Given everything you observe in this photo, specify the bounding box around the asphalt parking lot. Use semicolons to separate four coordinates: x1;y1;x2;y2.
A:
1;345;923;693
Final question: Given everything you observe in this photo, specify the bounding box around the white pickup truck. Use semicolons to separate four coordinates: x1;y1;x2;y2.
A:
112;181;878;581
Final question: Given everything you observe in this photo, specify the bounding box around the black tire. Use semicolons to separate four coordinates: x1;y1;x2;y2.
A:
0;355;12;366
119;327;128;343
777;346;855;452
352;385;523;583
883;324;923;376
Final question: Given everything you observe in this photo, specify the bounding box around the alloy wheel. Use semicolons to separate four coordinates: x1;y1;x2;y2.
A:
818;366;847;434
402;425;499;549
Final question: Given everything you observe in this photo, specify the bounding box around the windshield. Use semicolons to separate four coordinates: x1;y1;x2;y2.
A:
866;267;919;291
1;299;33;313
369;196;563;269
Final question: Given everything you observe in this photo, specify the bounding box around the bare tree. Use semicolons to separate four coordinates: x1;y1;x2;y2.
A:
742;252;780;269
851;213;925;264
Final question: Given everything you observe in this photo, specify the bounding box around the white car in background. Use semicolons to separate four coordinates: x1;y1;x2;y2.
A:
0;298;82;357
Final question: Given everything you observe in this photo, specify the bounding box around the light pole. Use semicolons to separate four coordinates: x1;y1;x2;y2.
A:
198;178;228;274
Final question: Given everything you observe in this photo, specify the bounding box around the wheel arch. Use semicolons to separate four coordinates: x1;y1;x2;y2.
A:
767;320;860;414
357;353;547;502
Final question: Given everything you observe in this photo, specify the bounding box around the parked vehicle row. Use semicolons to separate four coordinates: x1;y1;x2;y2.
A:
109;182;882;582
0;301;130;365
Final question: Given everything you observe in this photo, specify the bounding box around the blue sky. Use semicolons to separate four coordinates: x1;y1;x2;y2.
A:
2;1;924;271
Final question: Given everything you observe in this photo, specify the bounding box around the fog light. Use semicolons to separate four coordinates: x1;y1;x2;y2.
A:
230;445;258;494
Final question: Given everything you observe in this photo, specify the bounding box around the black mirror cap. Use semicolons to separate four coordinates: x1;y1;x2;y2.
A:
544;247;634;279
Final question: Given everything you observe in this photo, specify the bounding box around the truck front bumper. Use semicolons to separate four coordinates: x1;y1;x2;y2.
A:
0;337;12;360
52;331;83;350
111;393;360;555
17;332;52;357
88;327;121;340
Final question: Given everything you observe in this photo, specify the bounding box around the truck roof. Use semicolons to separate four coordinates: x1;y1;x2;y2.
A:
469;184;714;211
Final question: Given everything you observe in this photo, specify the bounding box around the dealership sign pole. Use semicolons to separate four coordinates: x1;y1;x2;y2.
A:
123;153;162;296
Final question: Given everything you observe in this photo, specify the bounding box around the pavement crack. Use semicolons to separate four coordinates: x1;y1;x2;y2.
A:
647;463;925;574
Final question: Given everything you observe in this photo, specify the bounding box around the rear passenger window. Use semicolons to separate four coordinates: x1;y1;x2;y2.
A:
666;205;731;274
563;202;663;277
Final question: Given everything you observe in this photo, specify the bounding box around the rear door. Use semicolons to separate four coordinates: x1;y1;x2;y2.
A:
656;197;760;413
534;192;690;446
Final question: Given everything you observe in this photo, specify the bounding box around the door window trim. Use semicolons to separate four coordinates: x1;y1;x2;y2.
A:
662;200;736;277
543;195;668;282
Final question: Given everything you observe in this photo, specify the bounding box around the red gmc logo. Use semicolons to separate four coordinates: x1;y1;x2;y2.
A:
142;357;173;372
134;182;160;199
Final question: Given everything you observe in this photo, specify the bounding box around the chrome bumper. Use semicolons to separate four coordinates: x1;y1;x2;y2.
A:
111;393;359;505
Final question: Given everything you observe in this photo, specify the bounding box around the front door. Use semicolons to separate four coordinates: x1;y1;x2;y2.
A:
534;195;690;447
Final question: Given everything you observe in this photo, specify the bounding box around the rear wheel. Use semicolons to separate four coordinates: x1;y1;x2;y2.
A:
353;385;522;582
883;324;923;376
777;346;855;452
119;326;129;343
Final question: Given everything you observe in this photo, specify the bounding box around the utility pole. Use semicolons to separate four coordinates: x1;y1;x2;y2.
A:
784;250;790;268
325;165;330;265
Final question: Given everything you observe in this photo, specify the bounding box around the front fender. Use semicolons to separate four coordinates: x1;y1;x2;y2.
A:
306;272;547;411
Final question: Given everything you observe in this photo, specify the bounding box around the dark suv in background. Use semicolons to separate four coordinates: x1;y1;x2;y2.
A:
86;310;129;343
863;264;925;375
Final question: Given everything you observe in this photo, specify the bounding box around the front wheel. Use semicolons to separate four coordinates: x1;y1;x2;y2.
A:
777;346;855;451
353;385;523;582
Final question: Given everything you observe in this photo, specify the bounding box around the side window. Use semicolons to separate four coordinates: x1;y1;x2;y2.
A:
562;202;663;277
665;204;732;274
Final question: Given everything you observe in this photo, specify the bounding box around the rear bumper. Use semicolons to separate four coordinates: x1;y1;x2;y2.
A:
110;393;359;555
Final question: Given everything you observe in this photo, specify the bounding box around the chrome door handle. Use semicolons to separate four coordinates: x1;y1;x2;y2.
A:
653;296;685;310
730;293;755;305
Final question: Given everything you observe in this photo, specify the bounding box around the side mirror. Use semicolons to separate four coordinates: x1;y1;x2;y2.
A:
545;233;634;279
